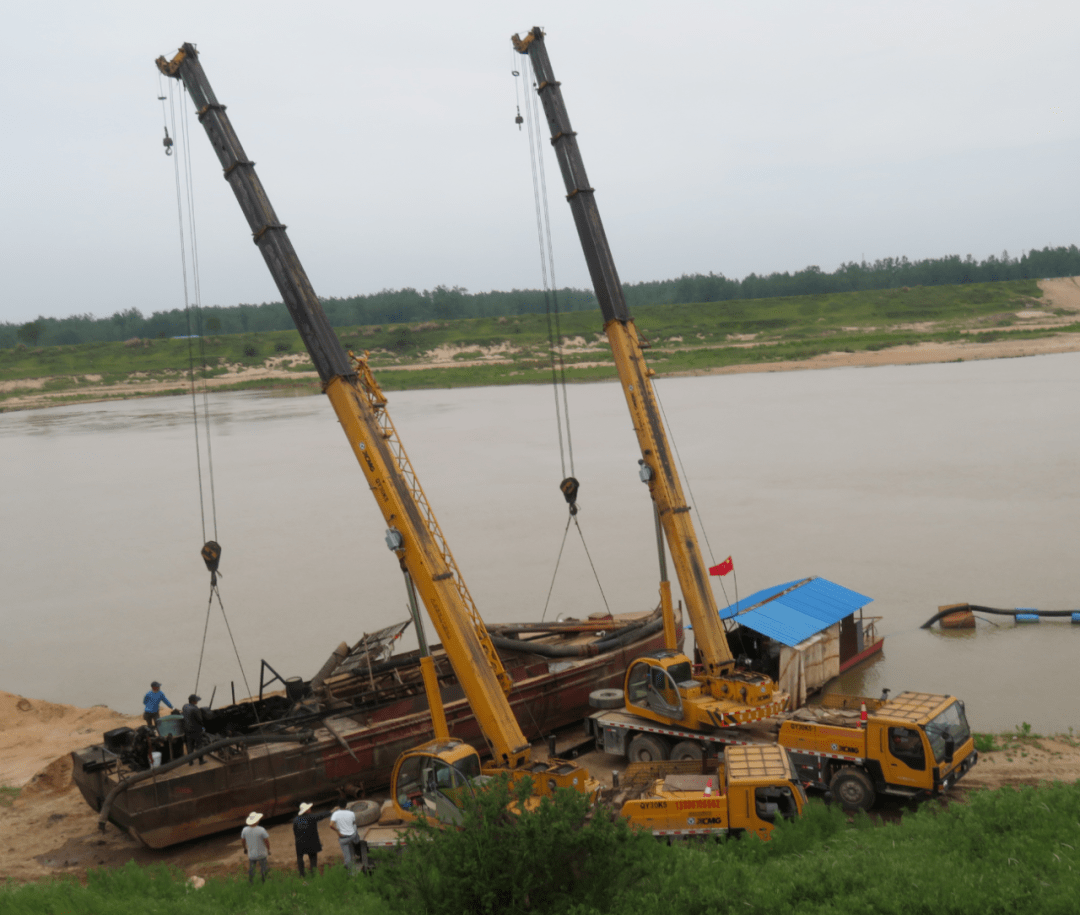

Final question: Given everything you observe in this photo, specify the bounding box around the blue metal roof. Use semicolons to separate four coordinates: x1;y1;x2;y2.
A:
717;577;873;648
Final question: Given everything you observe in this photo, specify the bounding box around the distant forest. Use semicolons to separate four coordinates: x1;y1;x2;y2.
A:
4;244;1079;349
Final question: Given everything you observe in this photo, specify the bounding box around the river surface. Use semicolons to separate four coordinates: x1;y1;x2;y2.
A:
3;353;1078;735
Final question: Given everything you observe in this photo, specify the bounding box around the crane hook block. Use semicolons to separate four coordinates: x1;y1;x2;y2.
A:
560;477;580;516
163;127;174;156
201;541;222;574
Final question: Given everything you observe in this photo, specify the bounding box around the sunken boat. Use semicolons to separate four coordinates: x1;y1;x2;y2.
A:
73;607;678;848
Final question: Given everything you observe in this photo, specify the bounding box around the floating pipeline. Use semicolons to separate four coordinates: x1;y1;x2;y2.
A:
922;603;1080;629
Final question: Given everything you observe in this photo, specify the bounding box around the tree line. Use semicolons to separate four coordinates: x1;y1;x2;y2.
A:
5;244;1079;349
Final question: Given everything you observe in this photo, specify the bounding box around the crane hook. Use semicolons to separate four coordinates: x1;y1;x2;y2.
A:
163;126;174;156
201;540;222;586
515;106;524;131
560;477;580;516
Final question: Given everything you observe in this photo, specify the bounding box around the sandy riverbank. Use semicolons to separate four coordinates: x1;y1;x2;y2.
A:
3;278;1080;413
2;688;1079;885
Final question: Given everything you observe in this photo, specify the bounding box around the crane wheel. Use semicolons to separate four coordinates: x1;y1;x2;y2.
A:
627;734;669;763
829;767;876;811
588;688;624;710
669;740;704;761
348;799;382;827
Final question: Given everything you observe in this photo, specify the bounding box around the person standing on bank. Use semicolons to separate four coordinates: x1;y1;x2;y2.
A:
329;804;358;872
292;802;323;878
241;812;271;884
181;694;205;764
142;681;173;730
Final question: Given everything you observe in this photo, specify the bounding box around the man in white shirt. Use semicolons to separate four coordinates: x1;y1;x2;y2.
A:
329;805;358;872
241;811;271;884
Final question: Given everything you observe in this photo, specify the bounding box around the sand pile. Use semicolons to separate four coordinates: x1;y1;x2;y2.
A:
0;691;140;788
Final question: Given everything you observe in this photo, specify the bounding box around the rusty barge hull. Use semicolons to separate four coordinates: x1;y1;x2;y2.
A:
73;613;676;849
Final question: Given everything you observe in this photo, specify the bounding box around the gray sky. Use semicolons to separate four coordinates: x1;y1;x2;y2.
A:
2;1;1077;326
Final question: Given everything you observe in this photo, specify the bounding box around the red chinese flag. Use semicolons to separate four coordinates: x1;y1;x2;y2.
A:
709;556;734;577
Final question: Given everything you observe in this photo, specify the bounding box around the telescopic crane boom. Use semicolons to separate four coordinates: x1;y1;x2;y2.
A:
513;28;788;731
156;43;590;804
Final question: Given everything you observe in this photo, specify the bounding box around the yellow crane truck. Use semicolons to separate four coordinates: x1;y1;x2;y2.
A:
156;43;593;837
618;745;805;841
512;25;787;740
511;27;977;814
777;692;977;810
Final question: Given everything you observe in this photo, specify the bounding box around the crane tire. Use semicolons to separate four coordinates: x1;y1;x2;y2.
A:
627;734;669;763
348;799;381;827
669;740;704;761
829;767;876;811
588;688;624;710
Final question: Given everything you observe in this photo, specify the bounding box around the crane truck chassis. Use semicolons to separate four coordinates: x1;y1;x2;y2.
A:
587;690;977;811
361;743;805;848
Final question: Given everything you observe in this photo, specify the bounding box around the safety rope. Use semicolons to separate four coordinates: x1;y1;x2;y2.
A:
520;58;575;483
162;79;263;739
164;79;219;545
540;513;611;622
179;84;219;542
193;579;255;705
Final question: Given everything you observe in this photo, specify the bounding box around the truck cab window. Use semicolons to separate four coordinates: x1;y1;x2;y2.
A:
889;727;926;770
755;786;798;822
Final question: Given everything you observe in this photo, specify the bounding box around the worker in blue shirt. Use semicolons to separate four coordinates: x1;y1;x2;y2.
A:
143;681;173;730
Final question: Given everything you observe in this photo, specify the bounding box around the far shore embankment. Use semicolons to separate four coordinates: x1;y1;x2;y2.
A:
3;277;1079;414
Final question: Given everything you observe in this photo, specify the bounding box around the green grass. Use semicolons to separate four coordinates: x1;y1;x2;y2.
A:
5;779;1080;914
0;785;19;808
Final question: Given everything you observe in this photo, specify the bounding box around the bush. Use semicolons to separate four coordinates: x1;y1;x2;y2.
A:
243;343;259;358
371;775;657;915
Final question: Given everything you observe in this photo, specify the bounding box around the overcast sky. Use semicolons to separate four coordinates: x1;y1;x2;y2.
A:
2;1;1077;326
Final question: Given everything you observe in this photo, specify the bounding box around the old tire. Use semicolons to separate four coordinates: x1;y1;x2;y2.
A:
588;688;624;710
627;734;669;763
669;740;704;761
829;768;876;811
349;799;381;827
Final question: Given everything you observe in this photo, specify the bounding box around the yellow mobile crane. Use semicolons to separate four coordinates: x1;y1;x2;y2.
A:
509;33;977;818
156;44;592;828
512;28;789;742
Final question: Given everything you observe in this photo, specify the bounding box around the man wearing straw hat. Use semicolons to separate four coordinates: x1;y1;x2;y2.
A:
292;802;323;878
241;812;271;884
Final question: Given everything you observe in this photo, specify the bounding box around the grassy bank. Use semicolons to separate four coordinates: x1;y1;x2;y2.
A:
3;774;1079;914
2;278;1068;410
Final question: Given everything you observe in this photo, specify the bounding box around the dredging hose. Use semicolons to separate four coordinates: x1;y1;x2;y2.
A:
488;613;663;658
921;603;1077;629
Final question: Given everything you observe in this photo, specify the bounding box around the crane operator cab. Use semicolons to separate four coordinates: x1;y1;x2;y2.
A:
391;739;491;826
625;652;701;722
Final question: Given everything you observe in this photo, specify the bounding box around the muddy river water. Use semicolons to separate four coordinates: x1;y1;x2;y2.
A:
3;353;1078;734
